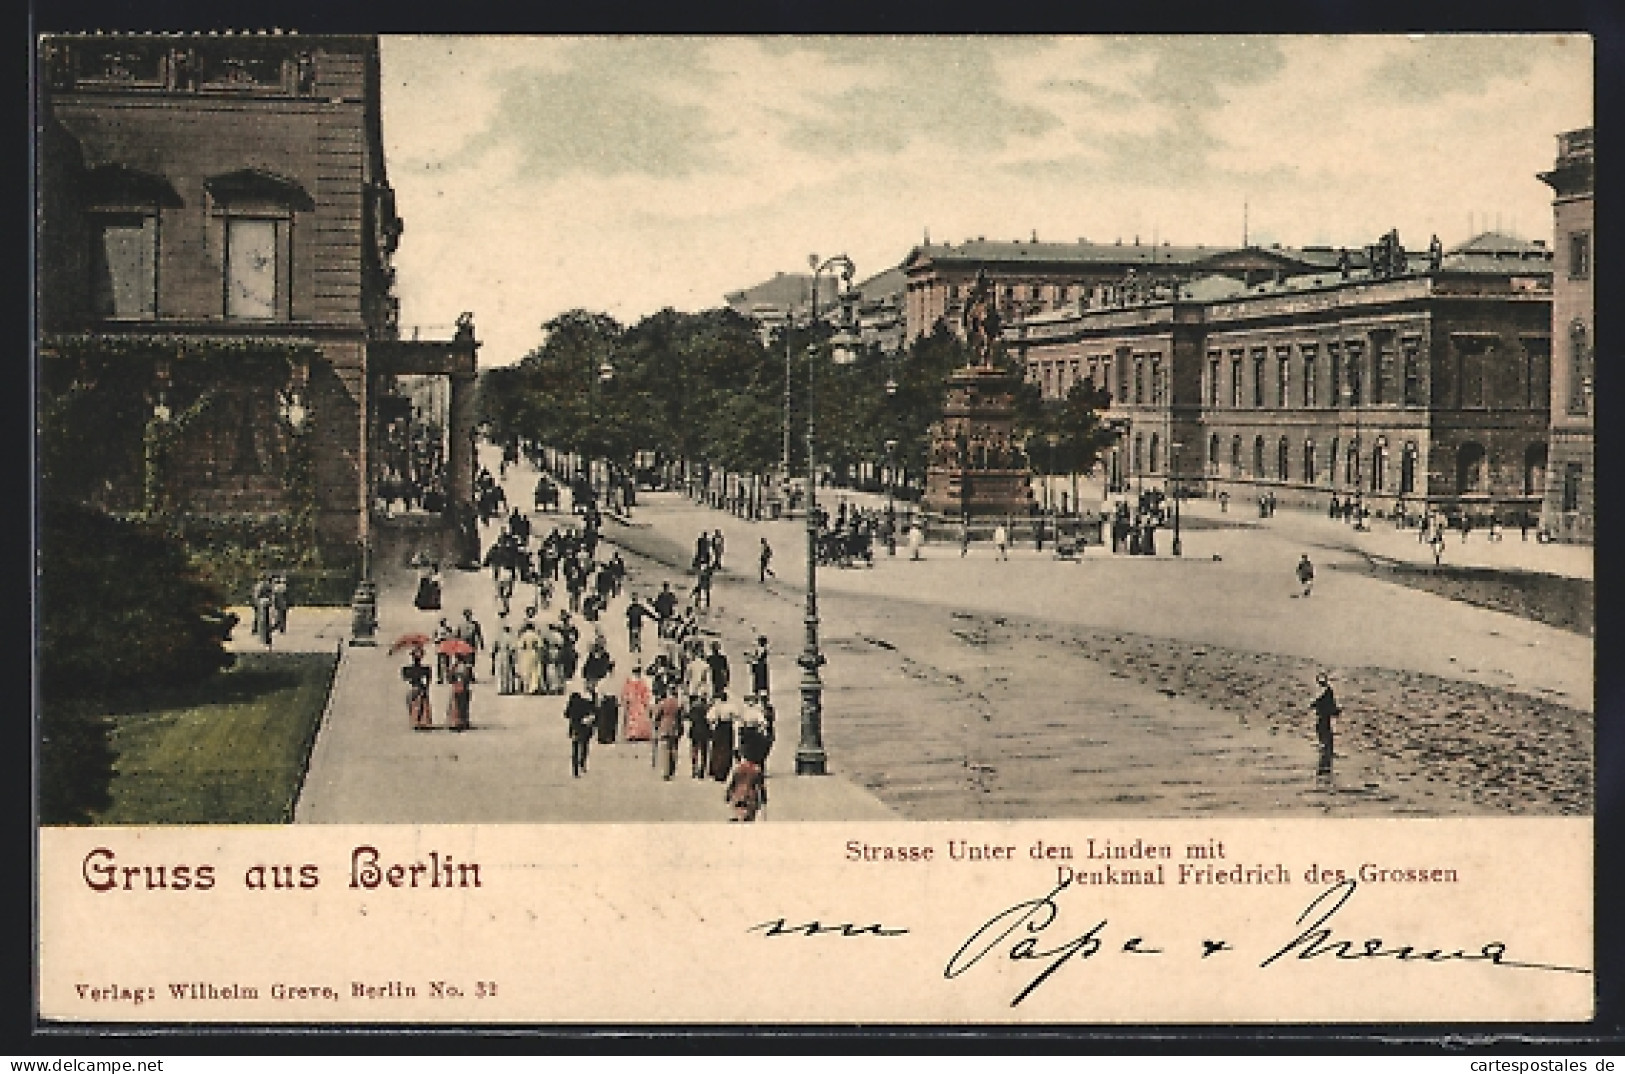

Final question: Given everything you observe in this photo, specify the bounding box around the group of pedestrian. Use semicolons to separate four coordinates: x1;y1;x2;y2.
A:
561;621;776;821
249;572;291;647
1108;501;1160;556
395;460;783;821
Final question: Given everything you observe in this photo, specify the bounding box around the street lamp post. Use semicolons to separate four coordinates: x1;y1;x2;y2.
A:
884;437;898;554
1046;432;1060;550
1171;441;1183;557
797;252;857;777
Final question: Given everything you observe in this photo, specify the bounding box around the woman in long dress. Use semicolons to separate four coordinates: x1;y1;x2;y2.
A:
492;624;519;695
706;693;738;782
620;666;654;744
402;649;433;730
516;621;544;695
542;623;565;694
445;657;473;731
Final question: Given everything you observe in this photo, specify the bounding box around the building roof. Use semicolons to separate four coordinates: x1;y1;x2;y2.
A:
1448;231;1549;257
903;238;1347;274
855;264;906;304
722;272;846;320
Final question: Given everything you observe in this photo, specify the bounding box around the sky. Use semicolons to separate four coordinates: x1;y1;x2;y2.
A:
377;35;1592;366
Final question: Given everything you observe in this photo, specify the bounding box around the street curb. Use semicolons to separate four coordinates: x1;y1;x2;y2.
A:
289;637;350;824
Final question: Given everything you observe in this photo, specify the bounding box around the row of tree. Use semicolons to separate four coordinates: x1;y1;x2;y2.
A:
478;307;1119;490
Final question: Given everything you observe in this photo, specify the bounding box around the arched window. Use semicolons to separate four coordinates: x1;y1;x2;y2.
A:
1371;438;1388;493
1208;433;1221;476
1400;443;1418;495
1303;440;1317;484
1345;438;1361;487
1230;435;1242;478
1133;432;1144;475
1327;437;1340;486
1456;442;1487;494
1252;435;1265;478
1148;433;1160;474
1277;436;1290;482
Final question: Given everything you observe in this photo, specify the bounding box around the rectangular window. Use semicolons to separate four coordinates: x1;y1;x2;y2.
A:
1568;324;1589;414
1563;462;1582;512
1302;346;1318;407
1327;343;1341;407
1252;349;1267;408
1133;357;1144;405
1346;343;1363;407
1208;353;1221;408
225;217;283;320
1276;349;1291;410
1402;338;1422;406
1371;335;1391;405
91;214;157;318
1151;358;1163;406
1570;232;1591;279
1230;353;1243;408
1523;338;1550;410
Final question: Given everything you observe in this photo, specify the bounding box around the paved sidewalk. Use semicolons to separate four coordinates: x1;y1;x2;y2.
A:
294;453;895;824
225;605;351;655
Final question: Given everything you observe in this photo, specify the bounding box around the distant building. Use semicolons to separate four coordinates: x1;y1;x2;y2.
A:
36;33;477;562
725;264;907;353
723;272;840;341
901;235;1356;346
852;264;906;354
1014;232;1553;522
1537;127;1594;542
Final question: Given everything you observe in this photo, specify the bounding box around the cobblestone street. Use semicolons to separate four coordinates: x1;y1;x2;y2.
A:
290;447;1594;823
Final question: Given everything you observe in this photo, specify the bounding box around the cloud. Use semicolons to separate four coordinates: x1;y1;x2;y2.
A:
763;37;1061;156
1365;34;1553;102
458;38;728;181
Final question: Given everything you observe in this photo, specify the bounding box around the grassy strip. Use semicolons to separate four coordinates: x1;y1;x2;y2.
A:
90;650;339;825
1339;555;1594;637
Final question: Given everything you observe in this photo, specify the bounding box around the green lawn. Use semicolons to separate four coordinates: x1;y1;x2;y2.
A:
90;650;338;825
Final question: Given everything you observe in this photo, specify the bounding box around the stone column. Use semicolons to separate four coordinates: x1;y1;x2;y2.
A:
447;371;478;508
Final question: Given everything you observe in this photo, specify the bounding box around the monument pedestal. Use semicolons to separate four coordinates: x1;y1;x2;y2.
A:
922;363;1034;519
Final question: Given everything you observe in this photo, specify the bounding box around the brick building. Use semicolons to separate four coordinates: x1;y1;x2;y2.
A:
1537;127;1595;542
37;33;476;573
1015;233;1553;521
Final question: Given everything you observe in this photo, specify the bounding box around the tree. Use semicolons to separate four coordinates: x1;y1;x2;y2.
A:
38;500;235;823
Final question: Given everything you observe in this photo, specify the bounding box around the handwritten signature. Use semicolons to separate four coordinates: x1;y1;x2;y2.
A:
749;918;909;938
749;879;1590;1008
935;876;1591;1007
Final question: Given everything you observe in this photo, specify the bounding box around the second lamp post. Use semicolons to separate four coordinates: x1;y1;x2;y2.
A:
797;252;858;777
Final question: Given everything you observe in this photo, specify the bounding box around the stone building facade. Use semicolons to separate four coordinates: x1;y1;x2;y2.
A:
36;33;476;559
902;236;1351;347
1537;127;1595;542
1015;235;1553;521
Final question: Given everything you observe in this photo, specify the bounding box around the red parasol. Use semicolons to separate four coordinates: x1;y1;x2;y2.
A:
389;632;433;655
437;637;475;657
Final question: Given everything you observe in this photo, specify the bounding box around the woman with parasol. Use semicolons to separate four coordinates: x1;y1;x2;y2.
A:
440;637;476;731
391;634;435;730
